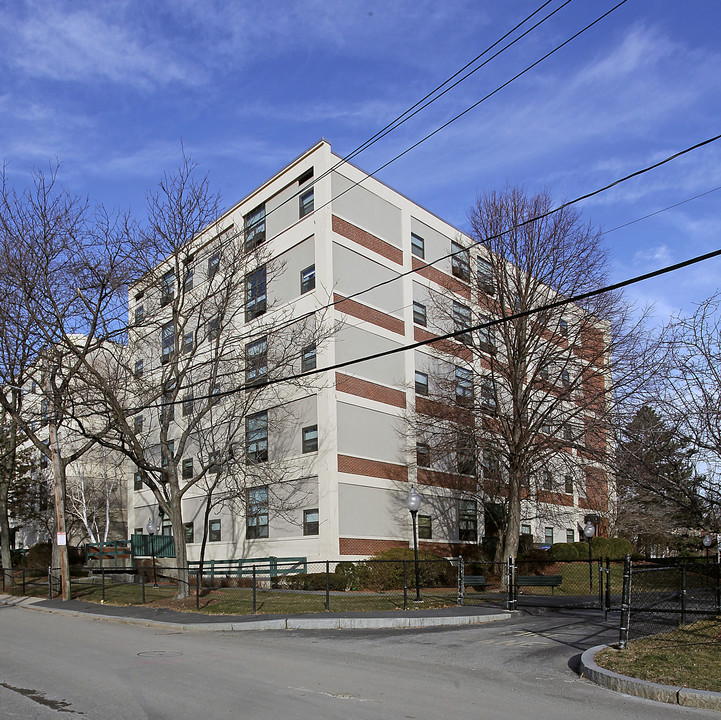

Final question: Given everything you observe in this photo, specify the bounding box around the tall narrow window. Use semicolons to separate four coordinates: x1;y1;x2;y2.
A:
477;257;494;294
564;474;574;494
455;366;473;406
134;304;144;326
451;240;470;281
182;332;193;354
209;382;221;406
416;442;430;468
134;359;144;378
482;448;500;479
245;266;267;320
480;376;496;413
161;321;175;364
299;188;314;218
302;425;318;453
134;472;142;491
209;519;221;542
208;251;220;280
185;522;194;544
415;371;429;396
453;301;472;345
478;316;494;353
209;451;220;474
244;204;266;251
542;470;553;491
160;269;175;306
182;458;194;480
245;337;268;385
459;499;477;541
134;414;143;433
418;515;432;539
457;433;475;475
183;266;194;291
207;316;220;342
247;486;269;538
182;393;194;417
559;318;568;337
561;369;570;387
411;233;425;259
544;527;554;546
246;411;268;463
413;301;427;326
161;381;175;423
300;265;316;294
566;528;575;543
301;344;316;372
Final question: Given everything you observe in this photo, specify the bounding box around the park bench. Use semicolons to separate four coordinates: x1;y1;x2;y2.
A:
516;574;562;595
462;574;488;591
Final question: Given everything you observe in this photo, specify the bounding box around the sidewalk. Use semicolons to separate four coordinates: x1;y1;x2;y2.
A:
0;593;512;631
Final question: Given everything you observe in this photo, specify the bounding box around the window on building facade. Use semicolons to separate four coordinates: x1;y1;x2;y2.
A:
247;486;269;538
209;519;221;542
161;381;175;423
477;257;494;294
161;321;175;364
453;301;472;345
183;393;194;417
478;316;494;353
561;369;570;387
134;527;143;536
160;440;174;484
542;470;553;491
451;240;470;281
459;499;477;541
416;442;430;468
184;522;194;544
418;515;432;540
563;423;573;442
415;371;428;396
161;518;172;536
482;448;500;478
412;301;427;326
182;332;193;354
299;188;314;218
246;411;268;463
134;472;142;491
244;204;266;251
208;451;220;474
210;382;221;406
160;269;175;306
208;251;220;280
302;425;318;453
134;304;144;326
182;458;193;480
455;366;473;406
566;528;575;544
300;265;316;294
457;433;476;475
301;344;316;372
411;233;425;258
480;375;496;413
544;527;554;546
559;318;568;337
303;508;319;536
183;266;194;291
207;315;220;342
245;266;267;321
521;523;532;535
564;474;574;494
245;337;268;385
297;168;314;185
134;414;143;433
134;359;143;378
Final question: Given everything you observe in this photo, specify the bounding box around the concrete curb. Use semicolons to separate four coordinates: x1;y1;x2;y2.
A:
580;644;721;711
0;594;510;632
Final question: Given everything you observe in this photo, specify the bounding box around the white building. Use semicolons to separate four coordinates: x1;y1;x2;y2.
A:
127;139;611;562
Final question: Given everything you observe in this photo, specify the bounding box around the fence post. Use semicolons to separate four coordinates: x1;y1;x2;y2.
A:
325;561;330;612
618;554;632;649
252;565;257;614
605;558;612;617
716;556;720;615
102;567;106;603
48;566;52;600
680;566;687;626
507;558;514;611
598;560;604;609
196;568;200;611
403;560;408;611
141;566;146;604
457;556;464;607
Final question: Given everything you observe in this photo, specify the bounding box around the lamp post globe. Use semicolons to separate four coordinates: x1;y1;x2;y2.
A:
406;487;422;602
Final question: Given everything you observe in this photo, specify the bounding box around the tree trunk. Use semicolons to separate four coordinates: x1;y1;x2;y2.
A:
170;493;189;599
49;420;70;601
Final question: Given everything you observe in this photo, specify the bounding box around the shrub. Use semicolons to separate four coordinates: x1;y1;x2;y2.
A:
549;543;579;562
280;572;346;591
517;534;534;557
25;542;52;569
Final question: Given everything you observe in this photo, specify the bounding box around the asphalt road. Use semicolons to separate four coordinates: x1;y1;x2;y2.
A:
0;605;714;719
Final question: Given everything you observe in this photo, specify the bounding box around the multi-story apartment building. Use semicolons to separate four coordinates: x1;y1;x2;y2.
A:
127;139;612;563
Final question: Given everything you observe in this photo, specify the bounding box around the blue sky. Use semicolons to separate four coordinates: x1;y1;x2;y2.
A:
1;0;719;321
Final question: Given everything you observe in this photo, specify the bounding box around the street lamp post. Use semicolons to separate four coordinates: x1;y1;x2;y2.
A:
146;516;160;587
406;487;422;602
703;534;713;560
584;521;595;594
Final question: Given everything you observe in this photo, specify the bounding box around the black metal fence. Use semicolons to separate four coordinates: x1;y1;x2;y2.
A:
618;556;720;648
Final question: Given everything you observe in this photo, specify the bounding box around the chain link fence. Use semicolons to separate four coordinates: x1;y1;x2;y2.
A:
618;556;720;649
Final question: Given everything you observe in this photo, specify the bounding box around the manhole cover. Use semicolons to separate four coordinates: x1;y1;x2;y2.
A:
137;651;183;658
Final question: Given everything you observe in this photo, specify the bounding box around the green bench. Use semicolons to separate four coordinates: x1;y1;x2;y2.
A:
516;574;562;594
462;574;488;591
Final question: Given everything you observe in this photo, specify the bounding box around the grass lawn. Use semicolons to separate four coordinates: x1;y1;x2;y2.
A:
595;619;721;693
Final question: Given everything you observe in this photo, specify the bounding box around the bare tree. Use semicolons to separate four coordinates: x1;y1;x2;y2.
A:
71;155;331;598
409;187;653;562
655;293;721;524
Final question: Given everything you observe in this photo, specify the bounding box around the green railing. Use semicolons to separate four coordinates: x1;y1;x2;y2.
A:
130;534;176;559
85;540;132;567
188;556;307;581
